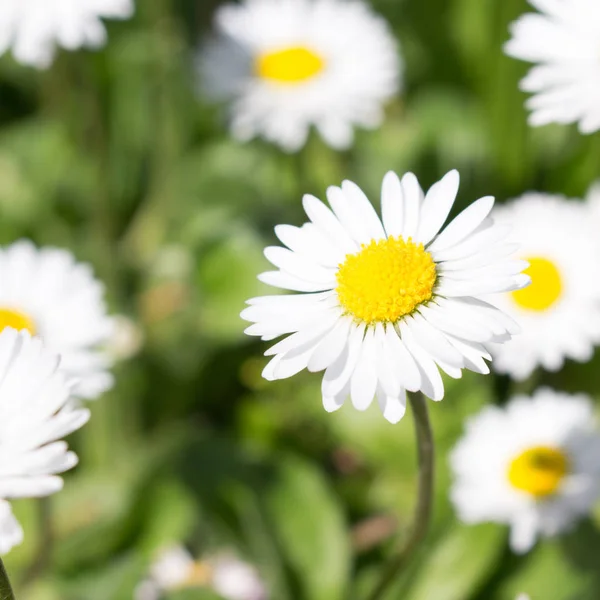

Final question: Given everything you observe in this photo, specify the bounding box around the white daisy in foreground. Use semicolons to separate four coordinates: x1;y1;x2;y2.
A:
451;388;600;553
201;0;400;152
0;240;115;399
134;545;268;600
242;170;529;423
0;328;90;554
489;194;600;380
505;0;600;133
0;0;134;69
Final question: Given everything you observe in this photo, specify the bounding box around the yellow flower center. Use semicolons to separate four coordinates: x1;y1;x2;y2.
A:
0;307;36;335
511;257;562;311
336;236;437;325
256;46;325;83
176;561;212;590
508;446;569;498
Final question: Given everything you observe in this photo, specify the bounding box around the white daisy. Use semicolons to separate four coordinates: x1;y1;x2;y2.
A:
134;546;267;600
0;500;22;556
488;193;600;380
242;170;529;423
200;0;400;152
0;240;115;400
0;328;90;554
504;0;600;133
450;388;600;554
0;0;134;69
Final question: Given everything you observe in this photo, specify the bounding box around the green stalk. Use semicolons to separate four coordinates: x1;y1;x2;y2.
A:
0;557;16;600
366;391;435;600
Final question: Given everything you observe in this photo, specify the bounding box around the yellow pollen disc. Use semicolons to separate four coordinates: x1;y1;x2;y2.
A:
256;46;325;83
336;236;437;325
0;308;36;335
511;256;562;312
177;561;212;589
508;446;569;498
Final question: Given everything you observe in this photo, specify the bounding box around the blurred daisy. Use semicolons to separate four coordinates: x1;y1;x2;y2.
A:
0;500;22;555
489;194;600;380
450;388;600;553
0;328;90;554
505;0;600;133
0;0;134;69
0;241;115;399
134;545;268;600
242;170;529;423
201;0;400;152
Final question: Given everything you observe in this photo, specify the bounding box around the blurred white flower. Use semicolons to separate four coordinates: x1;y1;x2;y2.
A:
0;328;90;554
451;388;600;554
489;194;600;380
134;545;267;600
242;170;529;423
200;0;401;152
0;0;134;69
505;0;600;133
0;240;115;400
0;500;23;556
516;595;531;600
106;315;143;362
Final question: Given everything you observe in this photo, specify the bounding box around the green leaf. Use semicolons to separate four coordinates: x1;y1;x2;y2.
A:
266;455;350;600
406;523;505;600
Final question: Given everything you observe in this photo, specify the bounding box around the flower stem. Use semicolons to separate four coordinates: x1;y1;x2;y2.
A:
0;557;16;600
367;391;435;600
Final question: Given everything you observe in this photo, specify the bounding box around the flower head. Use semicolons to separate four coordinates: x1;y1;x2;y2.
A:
450;388;600;553
200;0;401;151
242;170;529;422
0;0;134;68
505;0;600;133
0;328;90;554
489;193;600;380
0;240;115;399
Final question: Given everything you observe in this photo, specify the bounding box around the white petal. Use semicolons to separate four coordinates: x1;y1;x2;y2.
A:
400;173;423;239
274;224;345;267
307;317;353;372
263;247;336;285
377;387;407;424
416;170;460;245
384;325;422;392
341;180;386;241
350;328;378;411
406;314;465;368
327;186;373;245
322;323;366;397
381;171;404;237
258;271;333;293
431;222;510;263
428;196;495;252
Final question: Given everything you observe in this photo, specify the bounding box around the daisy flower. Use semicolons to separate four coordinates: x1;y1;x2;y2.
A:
0;240;115;400
134;545;268;600
0;0;134;69
242;170;529;423
489;193;600;380
450;388;600;554
200;0;400;152
0;328;90;554
504;0;600;133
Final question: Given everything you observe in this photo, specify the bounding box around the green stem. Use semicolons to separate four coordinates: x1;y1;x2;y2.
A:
366;391;435;600
0;557;16;600
23;497;53;583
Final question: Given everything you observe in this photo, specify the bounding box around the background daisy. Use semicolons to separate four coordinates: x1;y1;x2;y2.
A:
0;328;90;554
489;193;600;380
200;0;401;151
0;0;134;68
243;170;529;422
504;0;600;133
0;241;115;400
451;388;600;553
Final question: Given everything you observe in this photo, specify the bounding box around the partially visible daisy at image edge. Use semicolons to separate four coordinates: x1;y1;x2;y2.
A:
450;388;600;553
489;192;600;380
200;0;400;152
0;0;135;69
504;0;600;133
242;170;530;423
0;328;90;555
0;240;115;400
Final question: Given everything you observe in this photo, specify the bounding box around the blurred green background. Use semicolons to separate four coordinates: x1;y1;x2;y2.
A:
2;0;600;598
